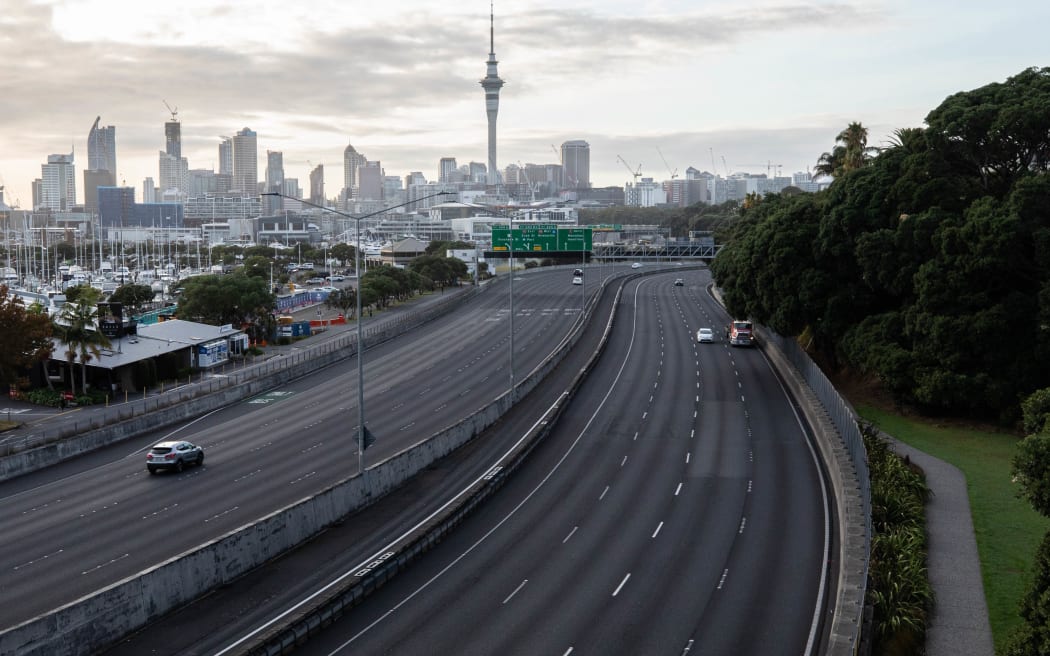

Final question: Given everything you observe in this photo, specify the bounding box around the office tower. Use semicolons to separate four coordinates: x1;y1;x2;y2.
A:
265;150;284;213
309;164;325;205
343;143;367;200
561;140;590;189
159;151;188;194
83;170;112;214
98;186;136;228
219;137;233;176
357;161;383;201
165;119;181;159
143;177;156;203
40;153;76;211
439;157;458;183
87;116;117;181
468;161;487;183
479;5;504;185
231;127;258;195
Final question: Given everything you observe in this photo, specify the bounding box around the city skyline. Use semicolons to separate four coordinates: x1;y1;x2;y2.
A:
0;0;1046;209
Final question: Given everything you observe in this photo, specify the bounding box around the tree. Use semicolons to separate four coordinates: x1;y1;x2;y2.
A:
814;121;879;179
63;284;102;307
176;273;275;340
424;240;472;256
409;255;468;287
324;287;357;319
55;300;111;394
0;285;54;391
109;284;156;315
329;243;356;267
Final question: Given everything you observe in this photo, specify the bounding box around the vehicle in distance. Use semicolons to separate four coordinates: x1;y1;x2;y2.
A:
696;327;714;343
573;268;584;277
726;320;756;347
305;277;325;285
674;278;684;286
572;276;583;285
327;274;345;282
631;262;642;269
146;441;204;474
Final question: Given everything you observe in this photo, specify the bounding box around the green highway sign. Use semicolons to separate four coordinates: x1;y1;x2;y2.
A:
492;225;593;252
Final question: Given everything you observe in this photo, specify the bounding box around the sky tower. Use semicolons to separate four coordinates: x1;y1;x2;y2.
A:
480;3;504;186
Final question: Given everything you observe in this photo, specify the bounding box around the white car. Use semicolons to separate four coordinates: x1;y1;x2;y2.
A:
572;276;583;285
631;262;642;269
696;327;714;343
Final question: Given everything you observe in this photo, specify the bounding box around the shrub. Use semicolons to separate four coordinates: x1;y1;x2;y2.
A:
862;421;933;655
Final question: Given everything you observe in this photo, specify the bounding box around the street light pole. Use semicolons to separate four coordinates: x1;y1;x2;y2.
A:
263;190;454;476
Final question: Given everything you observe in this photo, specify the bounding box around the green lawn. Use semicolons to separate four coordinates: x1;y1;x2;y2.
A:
855;404;1049;653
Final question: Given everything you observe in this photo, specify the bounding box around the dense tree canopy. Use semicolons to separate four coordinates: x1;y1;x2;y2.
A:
176;273;275;339
108;284;155;315
712;67;1050;419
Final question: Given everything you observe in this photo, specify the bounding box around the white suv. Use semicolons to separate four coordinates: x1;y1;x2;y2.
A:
146;441;205;474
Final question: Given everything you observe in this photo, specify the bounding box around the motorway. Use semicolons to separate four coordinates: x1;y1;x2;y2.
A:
0;266;604;631
290;269;831;655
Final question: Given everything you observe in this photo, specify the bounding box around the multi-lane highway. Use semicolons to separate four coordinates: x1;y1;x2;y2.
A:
0;266;606;631
288;269;831;655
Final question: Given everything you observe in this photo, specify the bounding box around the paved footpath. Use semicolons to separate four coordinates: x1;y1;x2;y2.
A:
888;438;995;656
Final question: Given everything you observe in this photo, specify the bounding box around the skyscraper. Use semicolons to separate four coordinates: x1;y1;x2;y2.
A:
86;117;117;213
309;164;325;205
265;150;285;213
479;4;504;186
357;161;384;201
232;128;258;195
40;153;76;211
87;117;116;178
165;119;181;160
439;157;458;184
561;140;590;189
219;137;233;176
343;143;367;200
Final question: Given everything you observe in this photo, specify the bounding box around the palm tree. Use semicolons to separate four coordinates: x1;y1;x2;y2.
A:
815;121;880;179
55;300;111;395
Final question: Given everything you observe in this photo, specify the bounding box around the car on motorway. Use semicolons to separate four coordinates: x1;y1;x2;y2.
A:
572;276;583;285
631;262;642;269
305;277;325;285
146;440;204;474
573;268;583;277
327;274;345;282
696;327;714;343
674;278;684;286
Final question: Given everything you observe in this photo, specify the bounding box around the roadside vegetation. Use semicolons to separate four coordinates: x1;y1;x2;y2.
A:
710;67;1050;655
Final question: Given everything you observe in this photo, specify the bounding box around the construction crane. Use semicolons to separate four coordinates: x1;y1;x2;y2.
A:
163;100;178;122
517;161;537;202
736;162;784;177
617;155;642;183
657;147;678;180
721;156;730;178
550;144;560;160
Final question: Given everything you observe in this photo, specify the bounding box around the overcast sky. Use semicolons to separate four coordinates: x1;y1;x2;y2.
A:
0;0;1046;209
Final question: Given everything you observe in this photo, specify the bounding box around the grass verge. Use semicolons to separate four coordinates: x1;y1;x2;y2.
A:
854;404;1049;653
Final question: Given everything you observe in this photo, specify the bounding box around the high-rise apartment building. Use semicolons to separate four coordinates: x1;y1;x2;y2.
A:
439;157;458;183
40;153;76;211
87;117;116;178
165;119;181;159
561;140;590;188
159;151;188;194
309;164;325;205
219;137;233;176
231;128;258;195
343;143;367;200
143;177;156;203
479;6;504;185
85;117;117;213
265;150;284;213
